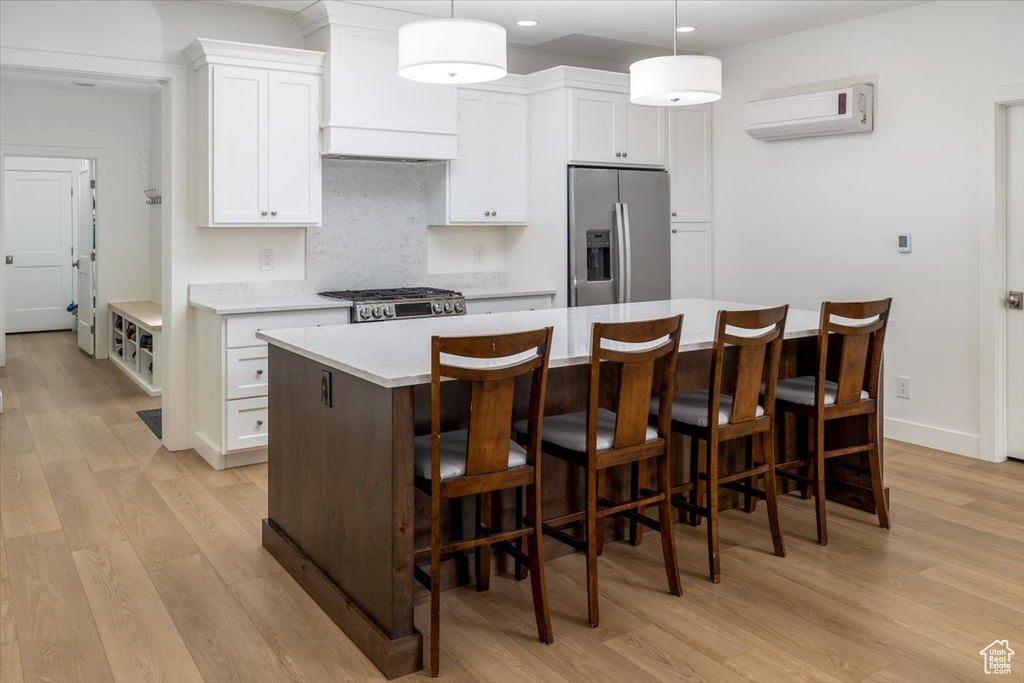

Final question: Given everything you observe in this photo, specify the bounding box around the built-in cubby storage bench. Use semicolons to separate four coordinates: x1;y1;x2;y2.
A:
109;301;161;396
189;303;350;469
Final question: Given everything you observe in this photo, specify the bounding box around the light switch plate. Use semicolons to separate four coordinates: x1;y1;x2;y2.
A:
897;233;911;253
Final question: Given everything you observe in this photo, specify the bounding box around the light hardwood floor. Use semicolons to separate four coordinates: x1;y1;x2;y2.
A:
0;331;1021;682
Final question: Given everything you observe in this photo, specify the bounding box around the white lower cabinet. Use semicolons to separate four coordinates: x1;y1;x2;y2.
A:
190;306;349;469
464;294;553;315
671;226;712;299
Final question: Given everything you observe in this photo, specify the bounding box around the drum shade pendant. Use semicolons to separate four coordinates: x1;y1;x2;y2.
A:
398;0;507;84
630;0;721;106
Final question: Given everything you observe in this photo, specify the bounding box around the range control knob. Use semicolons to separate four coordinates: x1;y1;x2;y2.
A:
359;308;371;320
432;301;443;314
383;306;395;318
454;301;464;313
443;301;453;313
372;306;383;319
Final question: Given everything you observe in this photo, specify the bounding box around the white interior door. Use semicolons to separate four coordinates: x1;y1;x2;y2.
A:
76;163;95;354
1005;103;1023;460
3;170;74;333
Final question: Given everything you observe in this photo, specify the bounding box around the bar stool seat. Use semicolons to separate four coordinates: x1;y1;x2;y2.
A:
651;391;765;427
515;408;657;453
413;430;527;480
770;376;868;407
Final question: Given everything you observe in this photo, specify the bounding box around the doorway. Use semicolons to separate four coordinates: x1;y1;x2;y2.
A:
2;156;96;344
1005;103;1023;460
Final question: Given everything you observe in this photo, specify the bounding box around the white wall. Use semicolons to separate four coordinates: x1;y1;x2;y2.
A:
0;82;154;357
709;0;1024;458
148;90;162;300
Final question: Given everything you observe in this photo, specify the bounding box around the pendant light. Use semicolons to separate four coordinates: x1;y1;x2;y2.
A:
630;0;721;106
398;0;507;84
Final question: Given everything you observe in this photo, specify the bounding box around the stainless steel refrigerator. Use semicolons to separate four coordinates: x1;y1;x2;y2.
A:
568;166;671;307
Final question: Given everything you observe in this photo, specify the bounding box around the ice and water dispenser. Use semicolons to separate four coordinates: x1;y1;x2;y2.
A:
585;230;611;282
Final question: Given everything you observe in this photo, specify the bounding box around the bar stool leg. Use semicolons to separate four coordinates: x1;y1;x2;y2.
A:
867;412;890;530
743;435;755;513
802;417;814;500
515;486;528;580
630;460;646;546
596;470;606;556
812;417;828;546
762;428;786;558
689;436;703;527
657;448;682;596
429;495;442;677
706;439;721;583
585;466;600;627
474;493;491;591
526;480;553;643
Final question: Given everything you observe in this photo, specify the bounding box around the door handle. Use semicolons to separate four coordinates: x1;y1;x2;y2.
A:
621;202;632;302
1009;290;1023;310
4;256;12;265
614;203;626;303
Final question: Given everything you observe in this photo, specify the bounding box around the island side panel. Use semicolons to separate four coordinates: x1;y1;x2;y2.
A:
265;346;419;649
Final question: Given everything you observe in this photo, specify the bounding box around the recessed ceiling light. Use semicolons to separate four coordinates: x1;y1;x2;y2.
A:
675;26;697;33
516;19;539;27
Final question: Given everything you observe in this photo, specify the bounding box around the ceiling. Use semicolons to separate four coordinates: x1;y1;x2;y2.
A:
233;0;926;60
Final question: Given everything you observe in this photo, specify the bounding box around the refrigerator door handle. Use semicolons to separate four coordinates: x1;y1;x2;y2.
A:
614;202;626;303
621;202;633;303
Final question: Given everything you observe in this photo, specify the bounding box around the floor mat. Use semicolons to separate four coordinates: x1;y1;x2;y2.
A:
137;409;162;439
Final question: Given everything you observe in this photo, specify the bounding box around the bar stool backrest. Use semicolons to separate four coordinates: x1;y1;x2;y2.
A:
590;315;684;452
817;298;892;407
431;328;554;479
710;306;789;428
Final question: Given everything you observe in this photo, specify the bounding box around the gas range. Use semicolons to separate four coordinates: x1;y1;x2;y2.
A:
318;287;466;323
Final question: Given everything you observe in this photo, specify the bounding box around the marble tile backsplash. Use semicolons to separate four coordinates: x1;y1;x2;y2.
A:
307;159;506;292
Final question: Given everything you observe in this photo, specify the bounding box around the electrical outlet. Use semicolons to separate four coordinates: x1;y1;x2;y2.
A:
259;249;274;271
473;245;485;265
896;375;911;400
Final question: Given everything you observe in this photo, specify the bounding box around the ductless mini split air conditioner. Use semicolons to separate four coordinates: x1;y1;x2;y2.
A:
745;84;874;141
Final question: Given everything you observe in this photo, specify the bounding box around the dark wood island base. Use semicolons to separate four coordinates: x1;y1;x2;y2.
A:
260;306;887;678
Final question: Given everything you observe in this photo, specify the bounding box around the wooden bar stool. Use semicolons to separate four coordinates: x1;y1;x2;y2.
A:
773;299;891;546
517;315;684;628
413;327;554;677
654;306;788;583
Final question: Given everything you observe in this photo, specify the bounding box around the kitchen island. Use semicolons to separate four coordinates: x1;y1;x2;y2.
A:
257;299;886;678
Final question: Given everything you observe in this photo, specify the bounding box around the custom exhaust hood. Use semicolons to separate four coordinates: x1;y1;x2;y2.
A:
296;2;458;162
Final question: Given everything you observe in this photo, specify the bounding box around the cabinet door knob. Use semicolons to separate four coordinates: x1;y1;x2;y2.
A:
485;211;491;216
615;152;622;157
672;228;678;234
256;419;264;427
271;210;278;217
261;211;268;217
256;369;264;376
671;212;677;217
623;152;628;158
492;211;497;216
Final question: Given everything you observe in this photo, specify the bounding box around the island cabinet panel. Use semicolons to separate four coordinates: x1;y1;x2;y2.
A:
265;347;421;679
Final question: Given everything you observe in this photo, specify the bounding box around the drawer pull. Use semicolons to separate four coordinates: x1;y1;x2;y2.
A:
256;419;264;428
255;369;264;376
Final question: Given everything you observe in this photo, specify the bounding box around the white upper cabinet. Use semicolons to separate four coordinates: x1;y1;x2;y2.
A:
188;39;324;228
429;86;528;225
569;89;666;167
668;104;712;223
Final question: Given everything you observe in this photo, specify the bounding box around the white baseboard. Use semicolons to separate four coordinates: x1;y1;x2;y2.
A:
189;429;267;470
884;418;983;460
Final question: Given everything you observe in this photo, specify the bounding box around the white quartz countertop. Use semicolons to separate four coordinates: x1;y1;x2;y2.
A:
459;286;556;301
189;291;352;315
257;298;820;388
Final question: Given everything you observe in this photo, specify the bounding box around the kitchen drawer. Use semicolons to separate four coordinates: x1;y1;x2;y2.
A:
227;347;269;399
226;397;268;451
225;308;349;348
465;295;553;315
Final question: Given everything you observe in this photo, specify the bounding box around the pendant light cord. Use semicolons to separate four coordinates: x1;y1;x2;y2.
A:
451;0;455;19
673;0;678;56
